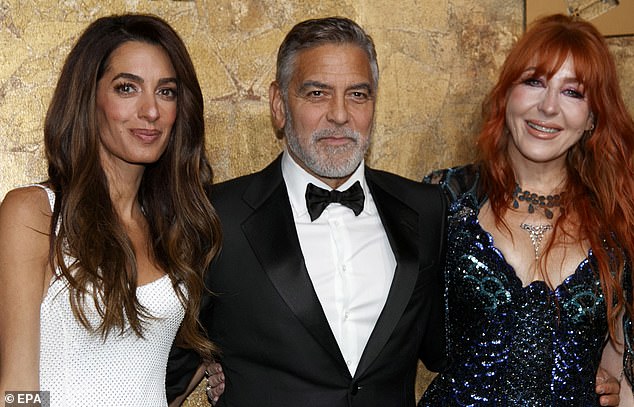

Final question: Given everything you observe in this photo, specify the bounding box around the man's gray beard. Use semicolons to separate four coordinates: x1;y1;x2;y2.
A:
284;113;370;179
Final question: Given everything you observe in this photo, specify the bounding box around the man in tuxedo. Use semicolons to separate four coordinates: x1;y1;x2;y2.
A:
167;16;447;406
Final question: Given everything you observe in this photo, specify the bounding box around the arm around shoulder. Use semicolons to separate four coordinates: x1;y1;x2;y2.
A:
0;187;52;395
416;184;449;373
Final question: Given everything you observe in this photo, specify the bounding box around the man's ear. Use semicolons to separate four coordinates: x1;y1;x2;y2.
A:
269;81;286;133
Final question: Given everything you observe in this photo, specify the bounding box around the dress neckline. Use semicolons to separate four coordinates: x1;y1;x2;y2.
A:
137;273;169;290
470;209;591;293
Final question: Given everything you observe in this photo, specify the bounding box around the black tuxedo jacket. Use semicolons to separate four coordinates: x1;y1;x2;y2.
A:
167;155;447;406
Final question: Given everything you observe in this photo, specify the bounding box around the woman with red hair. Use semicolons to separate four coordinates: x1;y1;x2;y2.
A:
419;14;634;405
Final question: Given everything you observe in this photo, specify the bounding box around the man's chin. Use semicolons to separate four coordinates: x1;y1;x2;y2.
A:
312;160;363;179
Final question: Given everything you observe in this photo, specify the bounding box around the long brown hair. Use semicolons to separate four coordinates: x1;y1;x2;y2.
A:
477;14;634;340
44;14;221;357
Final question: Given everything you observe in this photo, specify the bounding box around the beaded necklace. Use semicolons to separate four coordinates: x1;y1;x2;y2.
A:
512;184;563;260
512;184;563;220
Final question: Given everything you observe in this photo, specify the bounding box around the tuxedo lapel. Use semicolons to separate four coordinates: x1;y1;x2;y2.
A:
240;157;348;371
354;169;421;378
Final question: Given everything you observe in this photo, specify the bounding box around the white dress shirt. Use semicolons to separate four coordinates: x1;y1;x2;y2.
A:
281;151;396;376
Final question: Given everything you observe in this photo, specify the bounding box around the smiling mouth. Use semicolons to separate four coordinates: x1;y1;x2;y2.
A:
527;121;560;134
133;129;161;136
132;129;162;143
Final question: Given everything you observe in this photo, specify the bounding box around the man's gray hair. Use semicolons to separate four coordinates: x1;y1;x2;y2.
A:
275;17;379;98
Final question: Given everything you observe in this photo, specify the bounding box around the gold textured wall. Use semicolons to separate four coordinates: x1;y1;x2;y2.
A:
1;0;633;404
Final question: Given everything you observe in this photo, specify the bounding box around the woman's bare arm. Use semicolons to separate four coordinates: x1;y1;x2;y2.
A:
0;187;52;399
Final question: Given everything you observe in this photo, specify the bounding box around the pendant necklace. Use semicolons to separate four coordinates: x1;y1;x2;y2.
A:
520;223;552;260
512;184;563;260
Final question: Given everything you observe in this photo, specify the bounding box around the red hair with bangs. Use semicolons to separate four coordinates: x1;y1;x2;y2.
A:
477;14;634;341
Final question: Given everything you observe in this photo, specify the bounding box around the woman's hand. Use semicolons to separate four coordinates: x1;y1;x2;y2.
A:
595;367;621;406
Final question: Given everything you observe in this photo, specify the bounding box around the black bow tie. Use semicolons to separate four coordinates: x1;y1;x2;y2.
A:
305;181;365;221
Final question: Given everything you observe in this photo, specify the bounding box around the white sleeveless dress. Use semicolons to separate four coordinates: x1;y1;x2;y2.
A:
35;185;186;406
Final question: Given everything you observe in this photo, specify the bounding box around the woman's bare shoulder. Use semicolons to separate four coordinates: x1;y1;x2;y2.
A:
0;185;52;233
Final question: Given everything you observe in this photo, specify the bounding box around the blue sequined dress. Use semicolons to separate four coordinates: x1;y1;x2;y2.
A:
418;165;610;406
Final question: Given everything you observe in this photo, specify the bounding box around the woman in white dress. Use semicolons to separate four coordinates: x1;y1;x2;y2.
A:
0;14;221;406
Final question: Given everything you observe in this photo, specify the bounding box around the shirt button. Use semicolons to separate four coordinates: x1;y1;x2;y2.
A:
341;264;347;273
344;311;350;320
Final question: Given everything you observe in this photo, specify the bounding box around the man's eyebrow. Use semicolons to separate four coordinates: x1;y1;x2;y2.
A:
298;80;332;91
348;82;373;94
298;80;374;95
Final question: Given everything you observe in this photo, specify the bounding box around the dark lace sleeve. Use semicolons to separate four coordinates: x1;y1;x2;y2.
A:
623;260;634;385
624;318;633;385
423;163;483;206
